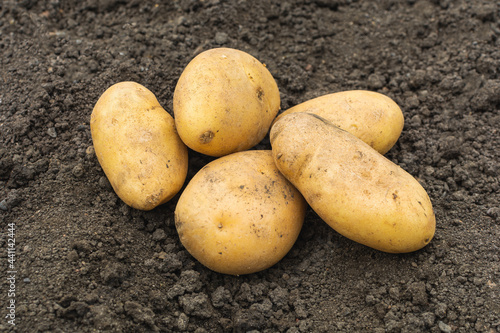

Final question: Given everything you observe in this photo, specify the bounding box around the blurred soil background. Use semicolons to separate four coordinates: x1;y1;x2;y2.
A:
0;0;499;332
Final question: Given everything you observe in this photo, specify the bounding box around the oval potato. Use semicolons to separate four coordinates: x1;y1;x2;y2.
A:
174;150;306;275
273;90;404;154
91;81;188;211
173;48;280;157
270;112;435;253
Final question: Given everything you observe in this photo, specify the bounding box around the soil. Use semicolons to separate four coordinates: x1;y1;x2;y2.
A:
1;0;499;332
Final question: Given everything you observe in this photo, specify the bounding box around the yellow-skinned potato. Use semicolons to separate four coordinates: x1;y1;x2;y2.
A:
173;48;280;157
273;90;404;154
174;150;306;275
91;81;188;211
270;113;435;253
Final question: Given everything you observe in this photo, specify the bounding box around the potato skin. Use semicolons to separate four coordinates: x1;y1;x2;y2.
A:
90;81;188;211
174;150;306;275
273;90;404;154
173;48;280;157
270;113;435;253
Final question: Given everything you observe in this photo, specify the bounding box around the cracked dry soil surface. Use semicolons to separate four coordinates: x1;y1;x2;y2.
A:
0;1;499;332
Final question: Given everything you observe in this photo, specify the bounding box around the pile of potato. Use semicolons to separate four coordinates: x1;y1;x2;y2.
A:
90;48;435;276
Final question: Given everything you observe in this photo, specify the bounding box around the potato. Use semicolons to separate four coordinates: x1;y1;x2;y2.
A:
174;150;306;275
273;90;404;154
173;48;280;157
270;113;435;253
90;81;188;211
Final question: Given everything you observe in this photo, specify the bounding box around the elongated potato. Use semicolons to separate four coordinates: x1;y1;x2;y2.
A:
174;150;306;275
273;90;404;154
270;113;435;253
173;48;280;157
91;81;188;211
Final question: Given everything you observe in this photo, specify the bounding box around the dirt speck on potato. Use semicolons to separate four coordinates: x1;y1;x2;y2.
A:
199;130;214;144
257;87;264;100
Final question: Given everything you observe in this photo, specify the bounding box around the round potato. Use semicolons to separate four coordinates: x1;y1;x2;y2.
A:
174;150;306;275
90;81;188;211
270;112;435;253
273;90;404;154
173;48;280;157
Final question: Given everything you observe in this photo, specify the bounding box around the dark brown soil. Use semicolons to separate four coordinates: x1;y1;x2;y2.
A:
1;1;499;332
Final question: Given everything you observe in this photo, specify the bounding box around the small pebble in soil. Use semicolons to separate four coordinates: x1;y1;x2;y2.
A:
486;207;499;218
438;321;452;333
47;127;57;138
0;199;8;211
215;32;228;45
86;146;95;158
72;164;84;178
